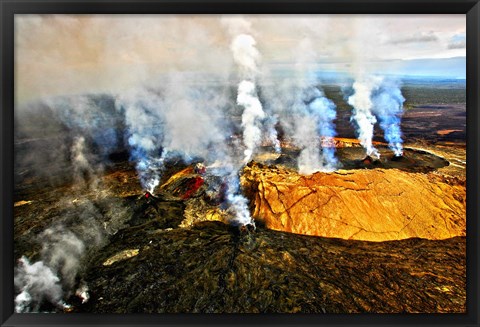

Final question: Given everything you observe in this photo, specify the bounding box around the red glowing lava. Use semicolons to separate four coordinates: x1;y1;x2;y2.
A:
181;177;204;200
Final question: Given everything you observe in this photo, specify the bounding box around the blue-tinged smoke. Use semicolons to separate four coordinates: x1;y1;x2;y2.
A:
259;37;338;175
115;89;166;193
225;171;253;227
347;75;382;159
347;75;405;157
117;74;236;195
306;89;338;171
51;95;122;159
262;114;281;153
295;85;338;174
371;80;405;156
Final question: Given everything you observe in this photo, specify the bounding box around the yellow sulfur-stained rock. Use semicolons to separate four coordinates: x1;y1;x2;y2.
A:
103;249;140;266
241;163;465;242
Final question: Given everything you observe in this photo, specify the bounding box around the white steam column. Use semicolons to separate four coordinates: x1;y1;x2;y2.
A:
290;38;339;174
116;90;166;194
371;79;405;157
222;17;269;227
348;75;382;159
230;33;266;164
348;75;406;159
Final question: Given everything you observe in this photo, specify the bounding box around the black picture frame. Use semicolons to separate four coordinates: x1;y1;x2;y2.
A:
1;1;478;326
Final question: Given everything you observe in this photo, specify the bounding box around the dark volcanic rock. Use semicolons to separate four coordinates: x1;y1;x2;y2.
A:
14;160;466;314
78;221;466;313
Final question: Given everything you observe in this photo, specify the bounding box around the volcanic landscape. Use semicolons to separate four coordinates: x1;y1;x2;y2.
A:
13;76;466;313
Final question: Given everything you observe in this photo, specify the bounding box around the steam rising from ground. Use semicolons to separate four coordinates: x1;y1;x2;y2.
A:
348;75;382;158
345;17;406;158
237;80;266;164
295;82;338;174
12;15;428;311
295;88;338;174
115;69;254;225
15;257;65;312
260;37;338;174
372;80;406;156
116;88;166;193
224;17;271;165
15;221;103;312
347;75;405;158
15;117;129;312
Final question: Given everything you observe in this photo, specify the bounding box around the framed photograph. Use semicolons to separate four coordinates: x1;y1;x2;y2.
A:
1;0;479;326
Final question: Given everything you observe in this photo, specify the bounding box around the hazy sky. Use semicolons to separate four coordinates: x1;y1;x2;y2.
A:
15;14;466;103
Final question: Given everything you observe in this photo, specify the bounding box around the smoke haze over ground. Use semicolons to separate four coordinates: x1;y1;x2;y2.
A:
13;14;465;312
15;15;465;103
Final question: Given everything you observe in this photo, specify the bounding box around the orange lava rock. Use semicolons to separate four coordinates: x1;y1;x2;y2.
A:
241;163;466;242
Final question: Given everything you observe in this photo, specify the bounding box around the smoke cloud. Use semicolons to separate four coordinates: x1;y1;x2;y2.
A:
260;36;338;174
237;80;266;164
224;172;253;226
14;256;65;312
344;17;407;158
224;17;271;164
231;34;260;78
15;127;127;312
307;91;338;170
347;75;382;159
14;222;101;312
372;79;405;156
114;68;255;226
295;89;338;174
116;88;166;193
347;75;405;158
115;72;233;193
14;15;450;311
15;15;465;105
39;227;86;290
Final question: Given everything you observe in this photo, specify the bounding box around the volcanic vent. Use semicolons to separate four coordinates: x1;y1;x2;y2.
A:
13;15;467;314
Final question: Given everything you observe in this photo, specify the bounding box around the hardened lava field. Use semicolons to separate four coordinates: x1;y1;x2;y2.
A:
14;101;466;313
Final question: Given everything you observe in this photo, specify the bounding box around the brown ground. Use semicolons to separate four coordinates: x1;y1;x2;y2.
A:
13;103;467;313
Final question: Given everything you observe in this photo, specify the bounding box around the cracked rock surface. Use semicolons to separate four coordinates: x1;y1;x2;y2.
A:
79;221;465;313
14;159;466;313
241;162;465;242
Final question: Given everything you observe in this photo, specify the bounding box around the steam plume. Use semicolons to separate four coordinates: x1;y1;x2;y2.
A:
14;131;124;312
14;256;65;312
225;172;253;226
347;75;382;159
237;80;266;163
116;89;166;193
348;75;405;158
296;86;338;174
261;37;338;174
14;224;99;312
160;74;229;164
14;211;103;312
307;90;338;170
224;17;271;164
371;79;405;156
116;72;254;225
116;73;233;192
263;115;281;153
39;227;86;290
